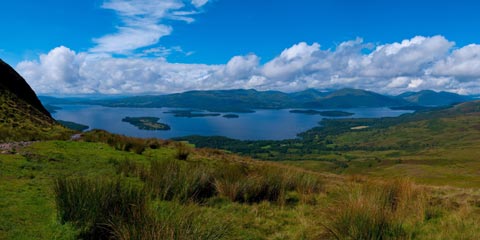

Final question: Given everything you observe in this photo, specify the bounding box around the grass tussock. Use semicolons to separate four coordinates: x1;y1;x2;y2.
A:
82;129;169;154
174;142;191;160
324;178;427;240
54;177;230;240
145;159;216;203
141;158;325;204
111;203;231;240
53;177;148;239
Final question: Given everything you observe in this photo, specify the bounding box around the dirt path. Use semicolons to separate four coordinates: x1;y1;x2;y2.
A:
0;141;36;154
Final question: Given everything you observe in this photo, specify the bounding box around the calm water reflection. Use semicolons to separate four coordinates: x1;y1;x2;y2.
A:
53;105;412;140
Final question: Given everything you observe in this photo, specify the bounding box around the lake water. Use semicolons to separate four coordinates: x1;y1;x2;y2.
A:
52;105;412;140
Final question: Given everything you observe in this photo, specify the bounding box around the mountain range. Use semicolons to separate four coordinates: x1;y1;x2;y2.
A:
62;88;473;112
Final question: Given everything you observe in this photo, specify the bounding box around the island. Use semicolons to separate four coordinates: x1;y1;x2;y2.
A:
289;109;354;117
164;110;221;118
121;117;171;130
57;120;89;131
222;114;239;119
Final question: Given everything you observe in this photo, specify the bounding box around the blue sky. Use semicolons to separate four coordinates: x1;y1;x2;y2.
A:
2;0;480;95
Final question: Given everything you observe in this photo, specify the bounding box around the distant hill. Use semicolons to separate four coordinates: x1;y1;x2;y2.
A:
288;88;329;102
89;88;412;111
303;88;408;108
0;59;72;142
397;90;472;106
92;89;293;112
52;88;476;112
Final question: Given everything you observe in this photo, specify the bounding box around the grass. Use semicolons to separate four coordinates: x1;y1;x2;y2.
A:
0;90;74;142
324;178;426;239
1;133;479;239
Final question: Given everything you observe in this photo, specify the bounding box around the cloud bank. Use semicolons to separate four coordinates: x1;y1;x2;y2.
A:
16;35;480;95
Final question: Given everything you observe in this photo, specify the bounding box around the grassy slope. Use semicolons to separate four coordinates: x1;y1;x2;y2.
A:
282;102;480;187
0;141;321;239
180;101;480;188
0;90;74;142
1;139;479;239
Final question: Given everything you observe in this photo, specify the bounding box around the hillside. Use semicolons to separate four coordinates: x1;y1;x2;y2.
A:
397;90;472;106
178;100;480;187
0;59;73;142
0;59;51;116
1;130;479;239
304;88;407;108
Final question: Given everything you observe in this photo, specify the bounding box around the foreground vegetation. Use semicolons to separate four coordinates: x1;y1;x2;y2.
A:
1;133;479;239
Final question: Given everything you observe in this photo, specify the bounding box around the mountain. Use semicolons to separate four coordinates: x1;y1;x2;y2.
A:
303;88;408;108
63;88;475;111
90;88;413;111
0;59;71;141
0;59;51;116
397;90;472;106
288;88;329;102
93;89;293;112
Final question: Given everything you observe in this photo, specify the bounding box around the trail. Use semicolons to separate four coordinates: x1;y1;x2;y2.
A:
0;141;36;153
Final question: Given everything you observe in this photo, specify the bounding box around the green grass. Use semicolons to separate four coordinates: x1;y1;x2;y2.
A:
1;136;479;239
0;90;74;142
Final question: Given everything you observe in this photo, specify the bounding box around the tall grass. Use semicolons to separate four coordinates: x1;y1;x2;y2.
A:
324;178;426;240
145;159;216;203
111;203;231;240
214;165;324;204
54;177;230;240
53;177;148;239
141;159;324;204
82;129;168;154
174;142;191;160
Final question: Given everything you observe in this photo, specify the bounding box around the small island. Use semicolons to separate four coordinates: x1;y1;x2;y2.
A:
164;110;221;118
222;114;239;119
57;120;89;131
290;109;354;117
122;117;171;130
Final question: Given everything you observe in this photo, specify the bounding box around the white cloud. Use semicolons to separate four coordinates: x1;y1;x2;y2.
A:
430;44;480;79
16;35;480;95
191;0;209;8
90;0;209;54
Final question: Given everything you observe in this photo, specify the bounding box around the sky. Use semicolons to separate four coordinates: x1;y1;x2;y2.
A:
2;0;480;95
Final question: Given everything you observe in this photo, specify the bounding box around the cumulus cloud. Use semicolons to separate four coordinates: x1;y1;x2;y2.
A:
90;0;209;54
16;35;480;95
